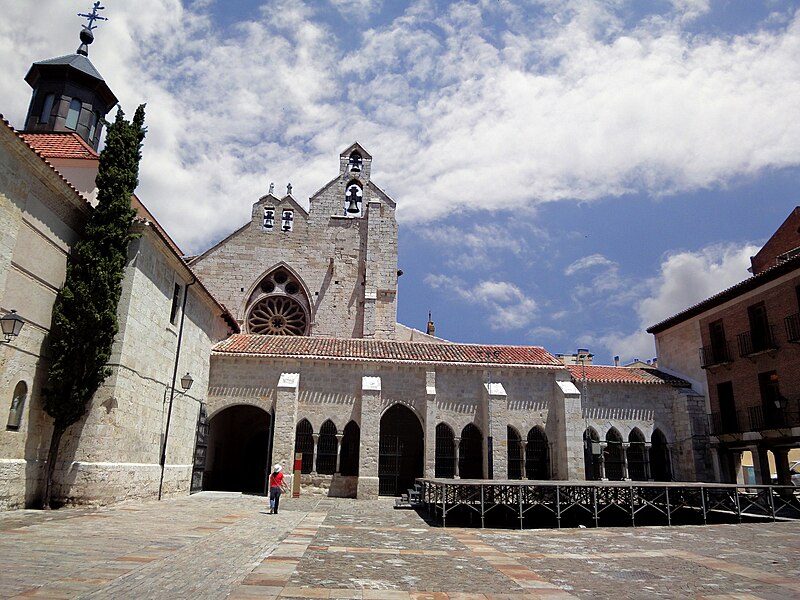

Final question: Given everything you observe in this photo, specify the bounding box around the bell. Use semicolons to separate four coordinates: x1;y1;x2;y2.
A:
263;209;274;230
281;210;293;231
346;196;360;214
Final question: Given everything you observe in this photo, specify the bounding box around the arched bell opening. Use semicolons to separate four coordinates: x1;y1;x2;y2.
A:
205;405;273;493
344;180;363;216
378;404;423;496
458;423;483;480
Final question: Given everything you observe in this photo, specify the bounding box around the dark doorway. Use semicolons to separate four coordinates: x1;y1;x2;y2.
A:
206;405;272;493
435;423;456;478
339;421;360;476
378;404;424;496
459;423;484;479
526;426;550;479
584;428;601;480
604;429;625;480
627;429;648;480
649;429;672;481
507;427;522;480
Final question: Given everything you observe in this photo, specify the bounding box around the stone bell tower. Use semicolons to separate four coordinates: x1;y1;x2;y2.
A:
22;3;117;151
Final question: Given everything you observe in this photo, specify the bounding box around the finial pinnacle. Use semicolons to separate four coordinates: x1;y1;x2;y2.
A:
78;2;108;31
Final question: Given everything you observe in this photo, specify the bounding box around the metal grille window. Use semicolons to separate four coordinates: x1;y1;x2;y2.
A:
627;429;648;481
604;429;625;480
316;420;338;475
526;426;550;479
507;427;522;480
339;421;360;476
459;423;483;480
294;419;314;474
435;423;456;478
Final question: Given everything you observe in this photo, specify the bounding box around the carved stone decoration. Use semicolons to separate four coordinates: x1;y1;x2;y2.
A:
247;295;307;335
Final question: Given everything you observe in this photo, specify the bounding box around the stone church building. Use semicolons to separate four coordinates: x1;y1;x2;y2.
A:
0;21;711;509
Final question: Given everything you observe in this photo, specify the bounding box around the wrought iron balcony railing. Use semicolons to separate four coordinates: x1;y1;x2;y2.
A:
785;313;800;343
747;404;800;431
710;410;744;435
700;342;733;368
736;325;778;357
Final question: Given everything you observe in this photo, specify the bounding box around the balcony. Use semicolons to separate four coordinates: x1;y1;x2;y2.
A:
747;403;800;431
710;410;743;435
785;313;800;343
699;343;733;368
736;325;778;357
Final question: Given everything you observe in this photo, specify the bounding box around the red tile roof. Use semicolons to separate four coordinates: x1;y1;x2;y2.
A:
20;132;99;159
567;365;689;386
213;335;562;368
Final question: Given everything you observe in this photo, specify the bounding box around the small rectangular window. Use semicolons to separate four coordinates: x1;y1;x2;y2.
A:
39;93;55;124
65;98;82;130
170;283;182;325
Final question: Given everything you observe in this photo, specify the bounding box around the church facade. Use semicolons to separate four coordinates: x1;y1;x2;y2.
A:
0;22;712;509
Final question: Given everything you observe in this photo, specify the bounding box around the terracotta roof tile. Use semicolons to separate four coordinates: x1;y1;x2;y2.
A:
213;335;562;367
567;364;689;385
20;132;99;159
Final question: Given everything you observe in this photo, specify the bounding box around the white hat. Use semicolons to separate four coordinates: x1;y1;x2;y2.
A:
273;464;282;472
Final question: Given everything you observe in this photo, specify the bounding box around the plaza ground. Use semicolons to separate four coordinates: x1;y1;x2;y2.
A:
1;492;798;599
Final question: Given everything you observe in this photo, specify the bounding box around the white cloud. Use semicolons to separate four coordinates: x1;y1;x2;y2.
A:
1;1;799;254
564;254;615;276
417;223;528;270
596;242;760;362
330;0;384;22
425;274;537;330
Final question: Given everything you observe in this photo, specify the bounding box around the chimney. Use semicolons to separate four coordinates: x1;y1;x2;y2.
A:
614;356;620;367
426;311;435;336
652;357;658;368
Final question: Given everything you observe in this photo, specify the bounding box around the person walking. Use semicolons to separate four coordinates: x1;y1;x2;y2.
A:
268;464;287;514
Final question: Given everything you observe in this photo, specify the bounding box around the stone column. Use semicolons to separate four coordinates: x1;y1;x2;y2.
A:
482;379;507;479
357;376;381;498
520;441;528;480
335;432;343;473
453;437;461;479
311;433;320;474
622;443;631;480
553;379;584;479
751;445;771;485
644;443;652;481
710;446;723;482
730;449;744;485
424;370;437;478
599;443;608;480
773;448;792;486
273;373;299;491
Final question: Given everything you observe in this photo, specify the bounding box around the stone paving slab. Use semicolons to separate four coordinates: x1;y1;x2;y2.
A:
0;492;798;599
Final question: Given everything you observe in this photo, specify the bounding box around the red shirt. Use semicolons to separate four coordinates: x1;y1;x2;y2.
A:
269;471;284;488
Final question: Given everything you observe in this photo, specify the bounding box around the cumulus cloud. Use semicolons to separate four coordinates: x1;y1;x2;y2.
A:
595;242;760;362
2;1;799;254
425;274;537;330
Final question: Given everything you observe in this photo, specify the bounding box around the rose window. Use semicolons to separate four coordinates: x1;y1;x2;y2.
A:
245;268;310;336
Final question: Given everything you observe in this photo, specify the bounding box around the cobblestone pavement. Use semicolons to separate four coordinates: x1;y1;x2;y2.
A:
1;492;798;599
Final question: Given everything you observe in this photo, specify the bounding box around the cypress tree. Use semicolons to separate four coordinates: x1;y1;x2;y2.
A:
42;105;146;509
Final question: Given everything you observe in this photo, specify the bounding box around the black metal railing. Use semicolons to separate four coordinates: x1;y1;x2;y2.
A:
785;313;800;343
737;325;778;357
699;342;733;368
747;404;800;431
710;410;744;435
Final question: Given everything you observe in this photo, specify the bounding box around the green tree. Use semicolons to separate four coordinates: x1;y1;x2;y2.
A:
42;105;146;509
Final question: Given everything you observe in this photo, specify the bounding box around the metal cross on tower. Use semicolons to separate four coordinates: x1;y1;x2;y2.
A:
78;2;108;31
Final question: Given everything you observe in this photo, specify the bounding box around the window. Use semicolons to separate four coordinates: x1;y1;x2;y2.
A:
758;371;783;428
263;206;275;231
7;381;27;431
748;302;771;352
717;381;738;433
39;93;55;123
281;209;293;232
87;111;98;141
65;98;82;130
169;283;182;325
708;320;728;363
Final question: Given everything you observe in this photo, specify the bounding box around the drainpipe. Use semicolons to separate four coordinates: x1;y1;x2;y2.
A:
158;277;196;500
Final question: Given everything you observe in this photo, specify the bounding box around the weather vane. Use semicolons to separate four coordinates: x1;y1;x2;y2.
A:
78;2;107;31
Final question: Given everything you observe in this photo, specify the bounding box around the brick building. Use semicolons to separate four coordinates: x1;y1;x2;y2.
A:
648;208;800;486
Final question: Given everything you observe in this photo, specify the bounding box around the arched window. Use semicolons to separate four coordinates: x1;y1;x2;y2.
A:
435;423;456;478
583;428;601;480
294;419;314;474
316;420;338;474
39;93;55;123
526;426;550;480
6;381;27;431
65;98;82;130
344;181;363;215
604;428;625;480
246;267;311;336
348;151;362;172
459;423;483;479
649;429;672;482
339;421;360;476
507;426;522;479
627;429;648;480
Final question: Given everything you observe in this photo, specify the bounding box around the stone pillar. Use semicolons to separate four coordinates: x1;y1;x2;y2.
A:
482;379;507;479
520;441;528;480
730;449;744;484
622;443;631;480
599;443;608;481
751;445;771;485
335;432;343;473
357;376;381;498
311;432;320;474
774;448;791;486
424;370;437;478
710;446;723;482
644;443;652;481
273;373;299;491
554;379;585;480
453;437;461;479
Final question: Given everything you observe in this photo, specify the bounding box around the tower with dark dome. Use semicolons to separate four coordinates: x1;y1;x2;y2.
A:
22;4;117;151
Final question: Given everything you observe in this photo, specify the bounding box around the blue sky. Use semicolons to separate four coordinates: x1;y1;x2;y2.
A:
1;0;799;364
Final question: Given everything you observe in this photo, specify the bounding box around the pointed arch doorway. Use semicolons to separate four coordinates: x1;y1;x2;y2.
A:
204;405;273;494
379;404;424;496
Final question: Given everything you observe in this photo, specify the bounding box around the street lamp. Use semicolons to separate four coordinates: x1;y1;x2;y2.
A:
180;372;194;392
158;372;194;500
1;310;24;343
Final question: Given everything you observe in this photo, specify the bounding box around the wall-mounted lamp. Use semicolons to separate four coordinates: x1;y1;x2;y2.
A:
180;372;193;392
1;310;24;343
